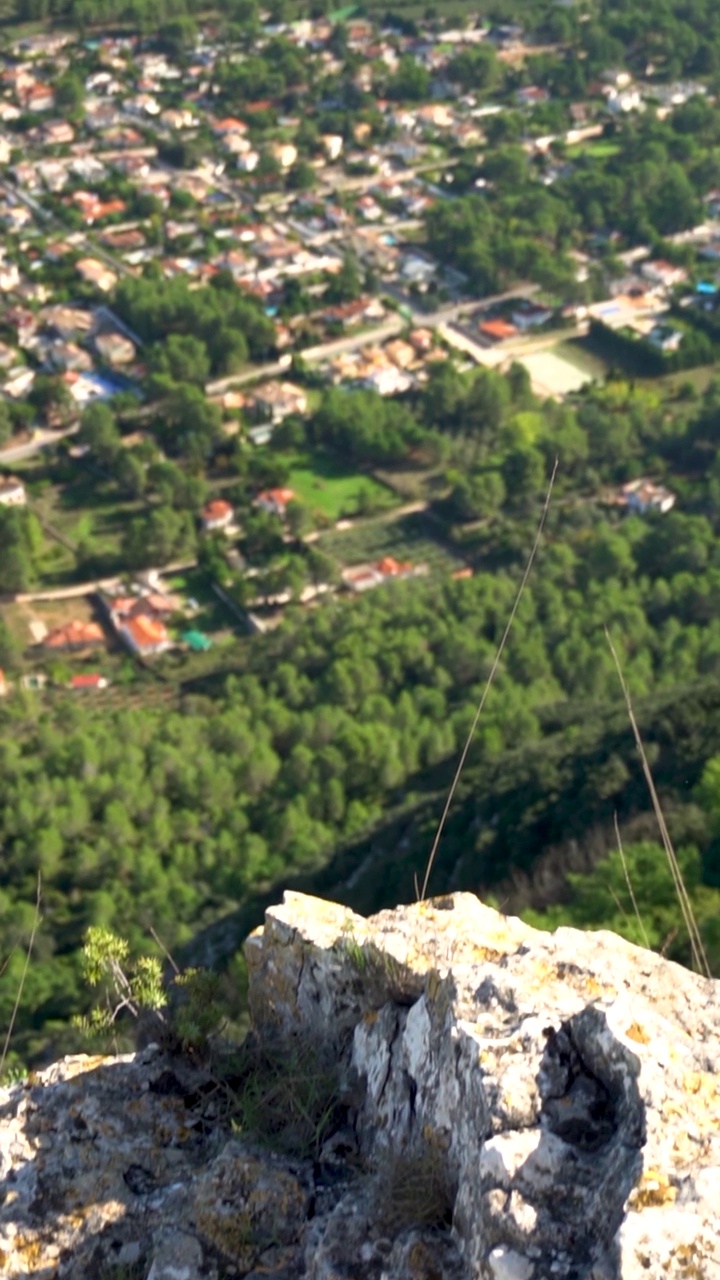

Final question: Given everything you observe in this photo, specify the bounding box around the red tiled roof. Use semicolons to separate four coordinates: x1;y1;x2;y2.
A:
123;615;168;648
44;620;104;648
203;499;233;520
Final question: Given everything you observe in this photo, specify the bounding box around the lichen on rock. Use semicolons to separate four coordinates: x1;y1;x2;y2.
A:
0;891;718;1279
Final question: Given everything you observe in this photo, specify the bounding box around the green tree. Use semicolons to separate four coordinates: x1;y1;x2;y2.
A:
148;334;211;388
79;403;121;468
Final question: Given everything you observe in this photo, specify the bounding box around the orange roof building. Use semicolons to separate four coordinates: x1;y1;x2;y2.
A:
43;620;105;650
479;319;518;342
120;614;169;656
376;556;413;577
202;498;235;530
255;488;295;516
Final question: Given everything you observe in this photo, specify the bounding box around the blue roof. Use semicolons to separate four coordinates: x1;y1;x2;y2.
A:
696;281;718;294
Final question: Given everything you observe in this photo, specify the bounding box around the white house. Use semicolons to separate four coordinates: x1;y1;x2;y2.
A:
0;476;26;506
622;478;676;515
641;259;688;288
202;498;235;532
254;487;296;518
321;133;343;161
647;324;683;353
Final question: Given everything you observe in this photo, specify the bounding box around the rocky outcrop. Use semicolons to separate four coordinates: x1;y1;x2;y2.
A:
1;892;719;1279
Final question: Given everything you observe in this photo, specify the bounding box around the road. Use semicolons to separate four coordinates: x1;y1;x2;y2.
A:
0;425;78;465
12;559;197;604
206;284;542;395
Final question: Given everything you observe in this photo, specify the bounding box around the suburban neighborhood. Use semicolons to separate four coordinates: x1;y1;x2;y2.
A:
0;2;716;690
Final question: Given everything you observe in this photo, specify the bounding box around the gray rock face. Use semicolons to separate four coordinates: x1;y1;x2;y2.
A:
0;892;719;1280
245;892;720;1280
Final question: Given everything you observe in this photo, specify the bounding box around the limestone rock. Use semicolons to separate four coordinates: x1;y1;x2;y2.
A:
0;892;718;1280
246;891;720;1280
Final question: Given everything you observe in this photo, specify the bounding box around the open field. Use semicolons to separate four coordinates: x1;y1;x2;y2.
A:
519;340;608;397
285;452;394;520
318;510;465;574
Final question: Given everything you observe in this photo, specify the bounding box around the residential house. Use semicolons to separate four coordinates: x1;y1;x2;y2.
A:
120;614;170;656
321;133;343;161
516;85;550;107
70;673;109;690
202;498;235;531
42;120;75;146
255;487;296;517
161;107;197;129
3;369;35;399
19;82;55;112
601;68;633;89
621;478;676;514
400;253;436;289
211;116;248;137
75;258;117;293
40;338;93;372
0;669;7;696
94;331;136;366
362;365;412;395
251;381;308;423
511;301;554;331
356;194;383;221
100;227;146;252
0;260;20;292
605;87;644;114
235;149;259;172
343;555;419;593
0;476;26;506
384;338;417;369
415;103;454;129
479;318;519;342
647;323;683;353
640;259;688;289
0;341;16;369
40;304;94;340
43;620;105;651
270;142;298;170
322;297;386;328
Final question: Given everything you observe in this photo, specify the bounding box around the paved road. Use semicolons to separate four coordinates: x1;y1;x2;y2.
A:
0;425;78;465
13;559;197;604
206;284;541;395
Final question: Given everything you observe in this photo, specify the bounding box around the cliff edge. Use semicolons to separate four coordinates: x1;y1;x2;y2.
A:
1;892;718;1280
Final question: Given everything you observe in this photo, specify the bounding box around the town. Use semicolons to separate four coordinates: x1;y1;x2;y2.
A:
0;3;716;691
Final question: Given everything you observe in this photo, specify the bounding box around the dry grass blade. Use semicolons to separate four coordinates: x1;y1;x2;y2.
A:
420;458;559;902
605;629;711;979
613;810;650;950
0;874;42;1078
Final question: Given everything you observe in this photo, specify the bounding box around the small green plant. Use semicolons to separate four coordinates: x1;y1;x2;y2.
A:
74;927;167;1040
228;1034;343;1160
172;967;225;1050
74;927;225;1056
339;928;424;1009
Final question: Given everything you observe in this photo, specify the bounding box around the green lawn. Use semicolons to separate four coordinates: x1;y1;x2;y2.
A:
285;453;394;521
165;568;239;635
566;140;621;160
